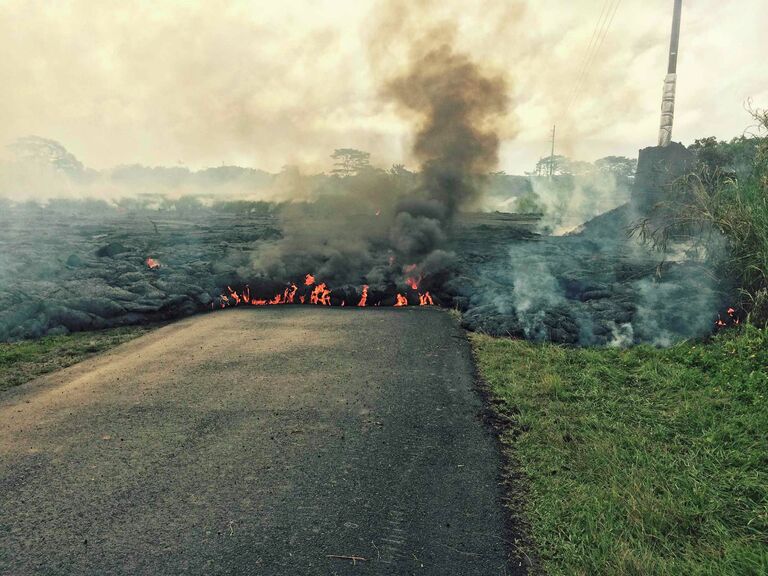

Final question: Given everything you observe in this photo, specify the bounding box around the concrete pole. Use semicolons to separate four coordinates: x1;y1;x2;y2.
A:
658;0;683;146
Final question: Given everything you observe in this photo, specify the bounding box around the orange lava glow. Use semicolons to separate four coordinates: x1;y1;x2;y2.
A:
310;283;331;306
217;273;438;310
357;285;368;307
715;306;740;329
403;263;421;290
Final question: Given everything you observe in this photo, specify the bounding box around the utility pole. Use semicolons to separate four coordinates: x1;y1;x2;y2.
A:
549;124;556;178
658;0;683;146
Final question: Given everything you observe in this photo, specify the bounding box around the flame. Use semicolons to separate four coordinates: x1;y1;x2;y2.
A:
217;273;436;310
310;283;331;306
286;283;298;303
146;257;160;269
715;306;740;329
357;285;368;307
403;263;421;290
226;286;242;305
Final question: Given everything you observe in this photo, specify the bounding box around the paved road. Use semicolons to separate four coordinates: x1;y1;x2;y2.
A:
1;308;514;575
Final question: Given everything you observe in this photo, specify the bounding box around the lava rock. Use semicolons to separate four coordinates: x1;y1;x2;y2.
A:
65;254;84;267
96;242;130;258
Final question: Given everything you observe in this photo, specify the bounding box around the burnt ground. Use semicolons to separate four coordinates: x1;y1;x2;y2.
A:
0;307;519;576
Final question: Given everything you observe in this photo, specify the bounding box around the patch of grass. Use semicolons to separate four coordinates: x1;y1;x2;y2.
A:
472;328;768;575
0;325;155;391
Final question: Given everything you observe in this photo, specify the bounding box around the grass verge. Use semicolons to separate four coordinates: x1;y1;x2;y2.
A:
1;325;155;392
472;328;768;575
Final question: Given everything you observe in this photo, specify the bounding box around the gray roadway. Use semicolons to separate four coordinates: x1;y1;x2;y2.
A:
1;308;515;575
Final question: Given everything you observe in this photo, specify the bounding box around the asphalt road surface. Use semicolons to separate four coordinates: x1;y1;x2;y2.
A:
1;308;515;575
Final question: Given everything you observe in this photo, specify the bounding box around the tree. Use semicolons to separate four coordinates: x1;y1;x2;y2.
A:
330;148;371;177
534;155;596;177
594;156;637;183
534;154;569;176
689;136;763;179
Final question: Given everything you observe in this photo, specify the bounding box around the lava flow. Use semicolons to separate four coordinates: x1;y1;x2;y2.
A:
217;274;434;310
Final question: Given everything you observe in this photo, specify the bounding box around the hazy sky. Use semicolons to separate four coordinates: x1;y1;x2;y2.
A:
2;0;765;174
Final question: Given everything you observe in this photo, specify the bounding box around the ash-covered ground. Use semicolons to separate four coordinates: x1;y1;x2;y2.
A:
0;199;727;345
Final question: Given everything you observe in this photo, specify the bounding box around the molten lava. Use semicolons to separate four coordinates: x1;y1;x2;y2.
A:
310;283;331;306
217;273;437;310
357;285;368;307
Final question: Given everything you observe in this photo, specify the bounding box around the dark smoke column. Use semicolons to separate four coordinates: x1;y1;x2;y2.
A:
384;41;509;260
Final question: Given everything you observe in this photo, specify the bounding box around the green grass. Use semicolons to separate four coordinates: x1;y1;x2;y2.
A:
472;328;768;575
0;325;155;391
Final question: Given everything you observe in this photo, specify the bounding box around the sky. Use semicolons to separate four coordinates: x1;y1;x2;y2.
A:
1;0;766;175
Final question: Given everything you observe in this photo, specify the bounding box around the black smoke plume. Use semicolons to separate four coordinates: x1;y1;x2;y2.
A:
247;11;510;296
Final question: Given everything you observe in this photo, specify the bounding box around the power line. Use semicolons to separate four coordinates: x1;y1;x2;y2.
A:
565;0;622;116
564;0;612;114
566;0;620;115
